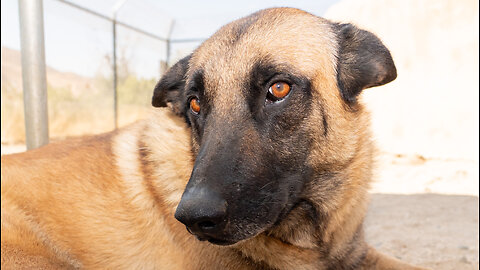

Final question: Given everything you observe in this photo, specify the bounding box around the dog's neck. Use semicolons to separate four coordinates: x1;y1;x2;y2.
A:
235;182;370;269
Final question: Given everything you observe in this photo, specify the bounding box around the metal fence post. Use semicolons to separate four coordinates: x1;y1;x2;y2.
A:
18;0;49;150
112;19;118;129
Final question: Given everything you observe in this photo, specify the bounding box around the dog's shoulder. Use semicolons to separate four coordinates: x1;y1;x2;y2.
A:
0;108;194;269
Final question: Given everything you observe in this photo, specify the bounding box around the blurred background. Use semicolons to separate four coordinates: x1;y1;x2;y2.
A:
2;0;340;143
1;0;478;268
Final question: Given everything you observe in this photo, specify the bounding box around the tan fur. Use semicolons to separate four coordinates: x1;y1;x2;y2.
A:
2;8;426;270
2;109;249;269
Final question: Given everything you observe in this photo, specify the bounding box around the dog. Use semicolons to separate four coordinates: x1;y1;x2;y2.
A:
1;7;426;269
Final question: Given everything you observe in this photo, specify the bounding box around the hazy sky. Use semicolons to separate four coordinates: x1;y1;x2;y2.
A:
1;0;340;78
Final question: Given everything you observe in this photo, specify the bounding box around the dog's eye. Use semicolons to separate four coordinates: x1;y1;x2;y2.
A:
267;82;291;101
190;98;200;114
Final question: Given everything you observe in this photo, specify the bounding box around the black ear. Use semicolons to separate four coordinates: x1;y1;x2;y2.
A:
335;23;397;103
152;55;191;114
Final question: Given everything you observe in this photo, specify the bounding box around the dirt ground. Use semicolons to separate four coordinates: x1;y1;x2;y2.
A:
366;153;478;269
366;194;478;270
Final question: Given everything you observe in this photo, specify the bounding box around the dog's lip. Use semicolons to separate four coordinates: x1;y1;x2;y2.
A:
206;237;237;246
193;233;237;246
186;225;237;245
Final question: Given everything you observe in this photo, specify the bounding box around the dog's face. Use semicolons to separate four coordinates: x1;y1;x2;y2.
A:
152;8;396;245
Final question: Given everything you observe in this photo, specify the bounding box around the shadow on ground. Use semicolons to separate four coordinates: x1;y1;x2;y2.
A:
366;194;479;269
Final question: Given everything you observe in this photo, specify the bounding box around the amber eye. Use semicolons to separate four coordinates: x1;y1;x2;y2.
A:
190;98;200;114
268;81;291;100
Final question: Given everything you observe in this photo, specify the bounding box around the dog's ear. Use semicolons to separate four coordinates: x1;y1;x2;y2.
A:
152;55;191;114
335;23;397;103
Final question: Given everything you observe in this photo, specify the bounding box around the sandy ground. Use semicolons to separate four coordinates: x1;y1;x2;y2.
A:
366;151;479;269
366;194;479;270
372;152;478;196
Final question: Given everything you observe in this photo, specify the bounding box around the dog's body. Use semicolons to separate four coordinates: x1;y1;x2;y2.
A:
2;8;425;269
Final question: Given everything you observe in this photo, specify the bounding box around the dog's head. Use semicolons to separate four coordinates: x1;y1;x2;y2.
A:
152;8;396;246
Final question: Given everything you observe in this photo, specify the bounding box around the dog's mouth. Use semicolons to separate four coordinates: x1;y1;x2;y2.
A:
188;229;237;246
206;237;236;246
185;204;293;247
189;196;302;245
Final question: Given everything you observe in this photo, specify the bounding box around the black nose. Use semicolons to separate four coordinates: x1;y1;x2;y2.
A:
174;187;227;239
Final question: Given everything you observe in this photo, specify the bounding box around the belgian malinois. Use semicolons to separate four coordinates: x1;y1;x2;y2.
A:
2;8;426;269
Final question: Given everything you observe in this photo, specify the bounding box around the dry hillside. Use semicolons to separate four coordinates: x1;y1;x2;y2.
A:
1;46;154;143
1;46;97;97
